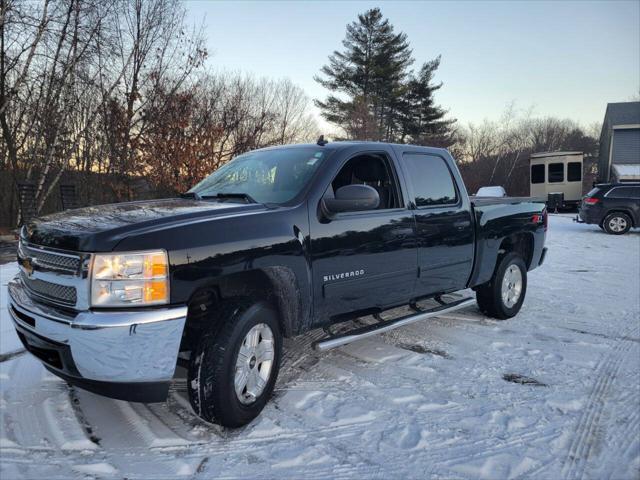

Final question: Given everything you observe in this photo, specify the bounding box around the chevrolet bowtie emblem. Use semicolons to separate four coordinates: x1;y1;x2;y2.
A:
23;257;34;277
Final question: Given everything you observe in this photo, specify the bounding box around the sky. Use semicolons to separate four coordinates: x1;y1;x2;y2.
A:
185;1;640;132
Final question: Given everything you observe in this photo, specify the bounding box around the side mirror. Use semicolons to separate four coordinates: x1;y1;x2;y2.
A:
323;184;380;213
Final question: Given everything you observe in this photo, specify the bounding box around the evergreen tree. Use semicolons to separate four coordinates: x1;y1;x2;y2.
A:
315;8;455;145
401;57;457;147
314;8;412;141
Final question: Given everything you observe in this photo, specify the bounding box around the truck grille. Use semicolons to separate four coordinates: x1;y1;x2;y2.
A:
18;242;81;274
17;240;86;308
20;271;77;305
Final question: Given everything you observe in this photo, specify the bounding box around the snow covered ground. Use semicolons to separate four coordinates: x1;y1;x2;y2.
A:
0;214;638;479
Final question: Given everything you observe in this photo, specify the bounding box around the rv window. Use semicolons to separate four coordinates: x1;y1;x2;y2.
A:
567;162;582;182
548;163;564;183
531;164;545;184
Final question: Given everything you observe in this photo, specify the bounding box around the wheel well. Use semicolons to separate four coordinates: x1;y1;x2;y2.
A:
605;210;635;227
181;269;298;352
498;233;534;269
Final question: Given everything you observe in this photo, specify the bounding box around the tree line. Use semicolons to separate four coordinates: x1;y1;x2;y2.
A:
1;3;599;228
0;0;317;225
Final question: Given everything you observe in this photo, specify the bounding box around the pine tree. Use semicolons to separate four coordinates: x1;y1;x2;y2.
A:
315;9;455;146
314;8;412;141
401;56;457;147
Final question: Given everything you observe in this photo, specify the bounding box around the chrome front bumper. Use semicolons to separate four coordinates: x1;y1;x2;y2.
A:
8;277;187;400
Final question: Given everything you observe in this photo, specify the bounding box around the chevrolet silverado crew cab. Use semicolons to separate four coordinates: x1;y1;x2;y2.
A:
9;141;548;427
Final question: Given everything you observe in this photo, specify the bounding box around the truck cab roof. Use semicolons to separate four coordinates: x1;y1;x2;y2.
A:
255;141;451;156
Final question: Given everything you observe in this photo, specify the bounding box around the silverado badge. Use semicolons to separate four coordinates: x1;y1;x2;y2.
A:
323;269;365;282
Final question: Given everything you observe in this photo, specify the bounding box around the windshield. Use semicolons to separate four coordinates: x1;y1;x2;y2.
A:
189;147;328;204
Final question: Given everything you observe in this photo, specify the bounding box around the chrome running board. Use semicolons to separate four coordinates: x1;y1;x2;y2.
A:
313;296;476;352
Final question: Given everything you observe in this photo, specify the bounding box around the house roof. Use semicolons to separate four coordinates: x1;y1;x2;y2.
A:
603;102;640;128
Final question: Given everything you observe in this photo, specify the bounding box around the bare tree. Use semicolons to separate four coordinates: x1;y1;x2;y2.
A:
140;72;318;194
272;78;318;144
105;0;206;190
0;0;51;172
1;0;121;217
455;106;599;196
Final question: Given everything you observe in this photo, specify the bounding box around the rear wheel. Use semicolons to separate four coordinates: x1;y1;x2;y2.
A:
475;252;527;320
187;299;282;427
603;212;631;235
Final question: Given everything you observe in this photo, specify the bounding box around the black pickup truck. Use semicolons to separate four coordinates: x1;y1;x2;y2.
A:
9;141;547;427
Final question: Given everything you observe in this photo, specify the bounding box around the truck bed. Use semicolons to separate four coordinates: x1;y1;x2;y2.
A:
468;195;547;289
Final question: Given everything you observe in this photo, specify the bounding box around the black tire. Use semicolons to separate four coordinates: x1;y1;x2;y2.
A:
187;299;282;427
475;252;527;320
602;212;632;235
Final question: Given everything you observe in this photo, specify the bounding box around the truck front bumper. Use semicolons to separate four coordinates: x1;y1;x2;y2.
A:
8;277;187;402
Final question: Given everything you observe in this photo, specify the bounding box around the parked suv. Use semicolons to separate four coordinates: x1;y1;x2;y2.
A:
578;183;640;234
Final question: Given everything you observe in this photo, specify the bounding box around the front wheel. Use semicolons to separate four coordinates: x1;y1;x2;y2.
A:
475;252;527;320
187;299;282;427
603;212;631;235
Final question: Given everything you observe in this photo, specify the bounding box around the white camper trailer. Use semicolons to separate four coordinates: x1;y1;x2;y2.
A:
530;151;584;210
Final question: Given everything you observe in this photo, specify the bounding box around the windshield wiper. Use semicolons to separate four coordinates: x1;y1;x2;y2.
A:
179;191;201;200
200;192;258;204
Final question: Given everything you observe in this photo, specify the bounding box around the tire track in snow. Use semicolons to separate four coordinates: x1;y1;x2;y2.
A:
438;428;559;468
68;387;102;447
0;348;26;363
112;401;200;448
2;355;62;450
1;359;100;455
561;351;623;479
560;325;638;480
616;406;640;462
42;394;99;451
593;339;640;478
572;330;638;478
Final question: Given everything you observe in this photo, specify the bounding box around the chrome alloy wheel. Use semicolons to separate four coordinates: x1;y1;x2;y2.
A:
608;216;628;233
234;323;275;405
501;264;523;308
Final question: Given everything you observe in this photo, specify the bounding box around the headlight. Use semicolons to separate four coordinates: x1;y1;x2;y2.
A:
90;250;169;307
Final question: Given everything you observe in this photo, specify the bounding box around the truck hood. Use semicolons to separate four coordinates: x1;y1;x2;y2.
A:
22;198;266;252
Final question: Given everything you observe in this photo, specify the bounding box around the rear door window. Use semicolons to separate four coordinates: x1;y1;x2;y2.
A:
402;153;458;207
531;165;545;184
548;163;564;183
